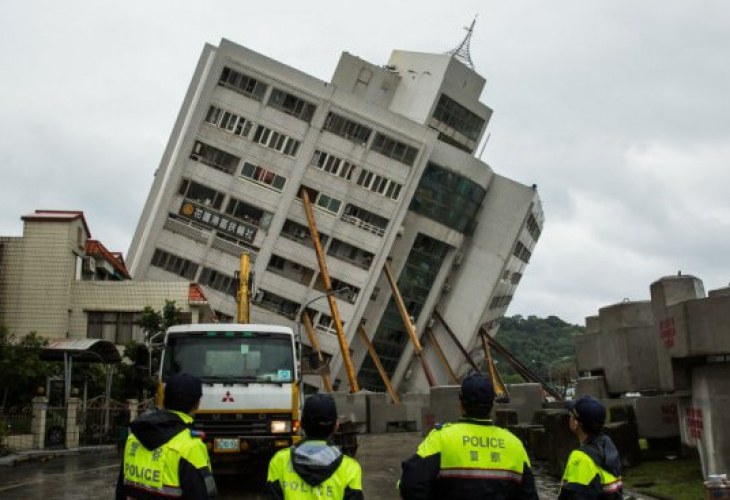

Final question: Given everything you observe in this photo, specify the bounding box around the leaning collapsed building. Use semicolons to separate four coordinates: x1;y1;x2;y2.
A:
127;37;543;393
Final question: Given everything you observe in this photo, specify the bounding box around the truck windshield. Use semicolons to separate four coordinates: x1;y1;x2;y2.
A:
161;334;294;383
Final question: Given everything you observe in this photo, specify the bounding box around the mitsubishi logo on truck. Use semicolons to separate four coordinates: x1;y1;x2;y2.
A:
222;391;235;402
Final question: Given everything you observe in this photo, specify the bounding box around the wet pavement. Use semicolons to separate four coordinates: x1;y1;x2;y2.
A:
0;433;564;499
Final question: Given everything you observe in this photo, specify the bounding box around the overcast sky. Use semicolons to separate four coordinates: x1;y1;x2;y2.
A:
1;1;729;325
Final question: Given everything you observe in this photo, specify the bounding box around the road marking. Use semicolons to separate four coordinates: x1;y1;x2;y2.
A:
0;464;118;492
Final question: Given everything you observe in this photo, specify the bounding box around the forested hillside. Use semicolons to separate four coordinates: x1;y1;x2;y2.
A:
491;315;585;384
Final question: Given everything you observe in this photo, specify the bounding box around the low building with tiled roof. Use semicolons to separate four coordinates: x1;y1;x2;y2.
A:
0;210;216;345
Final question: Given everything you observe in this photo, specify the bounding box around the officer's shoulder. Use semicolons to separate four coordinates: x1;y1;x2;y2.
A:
342;454;362;470
433;422;453;431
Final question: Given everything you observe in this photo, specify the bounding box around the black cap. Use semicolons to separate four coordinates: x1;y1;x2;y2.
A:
566;395;606;434
301;394;338;439
165;373;203;414
460;373;496;416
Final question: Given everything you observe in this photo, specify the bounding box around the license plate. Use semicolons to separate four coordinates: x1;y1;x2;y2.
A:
214;438;240;453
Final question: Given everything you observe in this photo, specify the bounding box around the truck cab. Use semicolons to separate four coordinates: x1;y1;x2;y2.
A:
158;323;301;466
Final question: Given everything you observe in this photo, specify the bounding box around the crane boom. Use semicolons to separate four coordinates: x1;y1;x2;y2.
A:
236;252;251;324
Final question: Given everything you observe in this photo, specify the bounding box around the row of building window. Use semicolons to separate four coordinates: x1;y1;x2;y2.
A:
268;87;317;122
490;295;513;310
206;105;254;138
252;124;301;157
206;104;301;158
355;168;403;200
409;162;485;235
190;140;288;194
526;213;542;242
87;311;143;345
311;149;403;201
178;179;225;210
298;186;389;236
219;67;317;124
241;162;287;191
323;112;372;145
267;254;361;303
177;176;273;232
218;67;267;101
371;133;418;167
190;141;240;175
151;248;199;280
311;150;356;180
432;93;485;142
218;67;420;169
199;266;238;297
513;241;532;264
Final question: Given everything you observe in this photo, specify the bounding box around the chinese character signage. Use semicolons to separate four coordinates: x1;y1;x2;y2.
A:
686;407;703;439
659;317;676;349
179;201;257;243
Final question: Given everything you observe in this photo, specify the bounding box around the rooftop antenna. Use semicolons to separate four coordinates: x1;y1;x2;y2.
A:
446;16;477;71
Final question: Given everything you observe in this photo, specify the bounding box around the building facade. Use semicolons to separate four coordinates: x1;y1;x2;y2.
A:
127;39;543;393
0;210;215;344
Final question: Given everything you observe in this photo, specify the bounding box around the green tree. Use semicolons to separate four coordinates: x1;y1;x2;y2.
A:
0;327;58;408
493;315;584;384
137;300;183;347
133;301;184;400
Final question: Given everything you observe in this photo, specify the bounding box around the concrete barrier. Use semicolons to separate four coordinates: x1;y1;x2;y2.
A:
421;385;461;432
330;391;387;433
369;392;429;433
503;383;543;424
576;377;608;399
630;395;680;439
494;409;518;428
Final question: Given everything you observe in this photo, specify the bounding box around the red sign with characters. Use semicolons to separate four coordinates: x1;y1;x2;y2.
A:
661;404;678;425
659;317;676;349
686;407;703;439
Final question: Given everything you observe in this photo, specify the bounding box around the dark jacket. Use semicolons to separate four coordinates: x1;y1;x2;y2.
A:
399;418;539;500
116;409;216;500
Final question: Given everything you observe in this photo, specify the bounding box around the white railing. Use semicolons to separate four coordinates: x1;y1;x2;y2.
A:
340;214;386;237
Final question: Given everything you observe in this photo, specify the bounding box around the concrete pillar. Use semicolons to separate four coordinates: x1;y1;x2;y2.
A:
650;274;705;391
31;396;48;449
679;364;730;478
127;399;139;423
65;397;81;449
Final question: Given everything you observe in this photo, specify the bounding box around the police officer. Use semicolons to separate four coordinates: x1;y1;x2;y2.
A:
399;373;538;500
267;394;363;500
116;373;217;499
558;395;622;500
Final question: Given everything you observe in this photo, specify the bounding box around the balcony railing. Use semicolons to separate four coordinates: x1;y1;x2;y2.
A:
340;214;386;237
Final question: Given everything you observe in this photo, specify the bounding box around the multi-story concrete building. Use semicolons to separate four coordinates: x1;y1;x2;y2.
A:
127;38;543;393
0;210;215;344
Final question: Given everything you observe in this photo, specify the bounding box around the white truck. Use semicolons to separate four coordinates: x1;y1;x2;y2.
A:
157;323;301;467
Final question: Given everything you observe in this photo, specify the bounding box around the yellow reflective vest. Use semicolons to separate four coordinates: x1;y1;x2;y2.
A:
399;418;539;500
267;442;363;500
118;410;216;499
559;448;623;500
